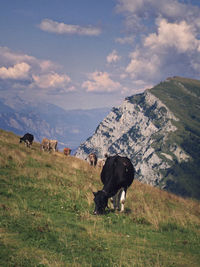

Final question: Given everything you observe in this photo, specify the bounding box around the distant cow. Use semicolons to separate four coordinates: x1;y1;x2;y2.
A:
93;155;135;215
19;133;34;148
64;147;71;156
41;138;50;151
88;153;97;167
49;140;58;152
41;138;57;152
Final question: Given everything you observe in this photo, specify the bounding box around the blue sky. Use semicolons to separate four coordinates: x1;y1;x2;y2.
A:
1;0;200;110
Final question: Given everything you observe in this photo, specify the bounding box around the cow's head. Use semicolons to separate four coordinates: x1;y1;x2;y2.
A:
93;190;108;215
19;137;23;143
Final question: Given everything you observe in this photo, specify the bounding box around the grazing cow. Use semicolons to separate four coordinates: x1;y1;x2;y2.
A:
19;133;34;148
93;155;135;215
41;138;58;152
64;147;71;156
88;153;97;167
49;140;58;152
41;138;50;151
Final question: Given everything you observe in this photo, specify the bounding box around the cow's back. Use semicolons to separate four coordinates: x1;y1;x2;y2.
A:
115;156;135;188
101;155;134;190
42;138;49;145
101;156;116;185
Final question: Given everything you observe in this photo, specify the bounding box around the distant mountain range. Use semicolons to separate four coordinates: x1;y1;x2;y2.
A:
0;96;109;152
76;77;200;199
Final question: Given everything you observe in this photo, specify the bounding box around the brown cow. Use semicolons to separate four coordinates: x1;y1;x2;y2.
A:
64;147;71;156
41;138;50;151
41;138;58;152
49;140;58;152
88;153;97;167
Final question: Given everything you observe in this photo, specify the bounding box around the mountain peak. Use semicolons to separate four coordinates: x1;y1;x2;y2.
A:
76;77;200;199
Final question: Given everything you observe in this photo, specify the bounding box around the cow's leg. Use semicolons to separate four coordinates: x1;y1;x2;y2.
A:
119;189;126;212
111;194;117;210
27;141;30;148
111;190;122;211
25;140;29;147
111;195;118;210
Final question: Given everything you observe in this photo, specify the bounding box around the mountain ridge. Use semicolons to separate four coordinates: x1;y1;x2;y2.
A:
75;77;200;199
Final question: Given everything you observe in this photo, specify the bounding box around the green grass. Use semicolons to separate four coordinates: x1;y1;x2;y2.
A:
0;129;200;266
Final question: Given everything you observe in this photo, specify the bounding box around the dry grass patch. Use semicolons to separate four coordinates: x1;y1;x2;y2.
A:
127;180;200;229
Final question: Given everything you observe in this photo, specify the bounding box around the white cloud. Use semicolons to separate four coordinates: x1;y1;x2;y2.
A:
116;0;195;21
0;47;56;72
107;50;121;63
0;62;30;80
39;19;101;36
115;0;200;85
115;0;200;40
116;0;145;14
115;36;135;44
0;47;75;94
32;72;71;89
145;19;200;53
0;47;34;63
82;71;121;92
126;51;160;80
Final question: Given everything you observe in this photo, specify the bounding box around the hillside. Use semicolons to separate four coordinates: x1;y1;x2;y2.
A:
75;77;200;200
0;96;109;151
0;129;200;266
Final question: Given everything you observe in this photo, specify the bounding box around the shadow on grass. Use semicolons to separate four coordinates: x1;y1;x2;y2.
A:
91;207;132;216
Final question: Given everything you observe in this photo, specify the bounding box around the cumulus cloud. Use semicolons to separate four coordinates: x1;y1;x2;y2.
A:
116;0;198;22
39;19;101;36
114;0;200;85
123;18;200;83
0;47;55;72
107;50;121;63
82;71;121;92
145;19;200;53
126;51;161;81
0;62;30;80
115;0;200;43
0;46;74;94
32;72;71;89
0;47;35;65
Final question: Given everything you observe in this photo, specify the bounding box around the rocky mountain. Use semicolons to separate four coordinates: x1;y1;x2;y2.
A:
76;77;200;199
0;97;109;152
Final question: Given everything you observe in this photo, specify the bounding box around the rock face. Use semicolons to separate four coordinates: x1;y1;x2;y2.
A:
76;88;190;187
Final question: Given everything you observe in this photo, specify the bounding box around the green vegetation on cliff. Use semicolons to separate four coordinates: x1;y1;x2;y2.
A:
150;77;200;199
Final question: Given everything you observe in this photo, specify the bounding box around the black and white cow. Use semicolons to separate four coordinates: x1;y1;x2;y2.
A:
19;133;34;148
93;155;135;215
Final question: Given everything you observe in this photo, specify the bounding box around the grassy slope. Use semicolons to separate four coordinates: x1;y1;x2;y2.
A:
0;129;200;267
150;77;200;199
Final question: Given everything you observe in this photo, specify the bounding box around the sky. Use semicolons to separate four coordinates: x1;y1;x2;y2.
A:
1;0;200;110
